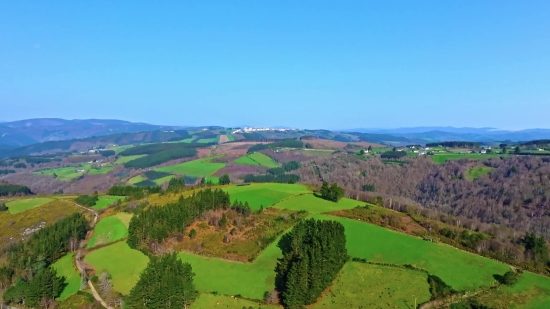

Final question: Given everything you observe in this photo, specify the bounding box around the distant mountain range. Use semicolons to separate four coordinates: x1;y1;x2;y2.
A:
0;118;177;147
344;127;550;143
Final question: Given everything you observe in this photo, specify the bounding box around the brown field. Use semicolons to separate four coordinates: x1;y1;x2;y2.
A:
218;135;229;144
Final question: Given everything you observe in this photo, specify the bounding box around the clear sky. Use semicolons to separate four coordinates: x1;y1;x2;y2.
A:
1;1;548;129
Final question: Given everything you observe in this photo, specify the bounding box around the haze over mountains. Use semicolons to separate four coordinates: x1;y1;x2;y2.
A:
2;118;550;151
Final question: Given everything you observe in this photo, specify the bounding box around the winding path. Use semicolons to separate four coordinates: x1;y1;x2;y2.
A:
72;202;113;309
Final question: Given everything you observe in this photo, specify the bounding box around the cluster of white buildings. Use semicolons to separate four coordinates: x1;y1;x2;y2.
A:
231;127;298;134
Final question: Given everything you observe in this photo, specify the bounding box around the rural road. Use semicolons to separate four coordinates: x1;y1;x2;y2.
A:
72;202;113;309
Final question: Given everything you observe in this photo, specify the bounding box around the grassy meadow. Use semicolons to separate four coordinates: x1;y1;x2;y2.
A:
115;154;146;164
223;183;309;210
127;175;146;184
477;271;550;309
155;157;226;178
52;253;80;300
312;262;431;308
234;152;280;168
35;166;84;181
153;175;174;185
84;242;149;295
432;153;506;164
192;294;278;309
86;214;130;248
88;166;114;175
310;214;509;291
273;194;363;214
6;197;53;214
466;166;494;180
92;195;126;210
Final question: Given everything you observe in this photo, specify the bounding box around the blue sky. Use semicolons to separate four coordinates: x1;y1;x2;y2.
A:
1;1;548;129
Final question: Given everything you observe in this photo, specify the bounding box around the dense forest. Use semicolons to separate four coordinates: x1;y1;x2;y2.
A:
2;213;89;307
127;188;230;251
126;253;197;309
75;193;99;207
276;219;348;309
108;185;162;200
244;174;300;184
0;182;32;196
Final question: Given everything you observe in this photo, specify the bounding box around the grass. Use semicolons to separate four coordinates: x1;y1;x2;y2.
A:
35;166;84;181
198;136;219;143
226;134;235;142
432;153;507;164
273;194;364;214
87;215;129;248
52;253;80;300
153;175;174;185
88;166;114;175
155;157;226;178
0;199;81;241
92;195;126;210
115;154;146;164
178;239;281;300
84;242;149;295
234;152;280;168
127;175;146;184
466;166;494;180
191;293;278;309
6;197;54;214
312;262;431;308
310;214;509;291
223;183;310;211
475;271;550;309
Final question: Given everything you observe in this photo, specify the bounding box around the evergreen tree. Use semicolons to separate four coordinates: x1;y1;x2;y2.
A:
0;202;7;212
276;219;348;309
126;253;197;309
219;174;231;185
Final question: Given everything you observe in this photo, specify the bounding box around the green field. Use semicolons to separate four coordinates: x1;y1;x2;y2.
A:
433;153;506;163
191;293;278;309
466;166;494;180
310;214;509;291
198;136;219;143
223;183;310;210
226;134;235;141
127;175;146;184
84;242;149;295
88;166;114;175
153;175;174;185
6;197;54;214
234;152;280;168
115;155;146;164
313;262;431;308
155;157;226;178
35;167;84;181
87;214;130;248
273;194;363;214
178;239;282;300
92;195;126;210
52;253;80;300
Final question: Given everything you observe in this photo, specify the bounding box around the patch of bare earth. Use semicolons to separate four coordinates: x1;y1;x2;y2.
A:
218;135;229;144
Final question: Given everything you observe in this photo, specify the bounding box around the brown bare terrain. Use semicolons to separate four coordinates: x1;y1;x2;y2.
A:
218;134;229;144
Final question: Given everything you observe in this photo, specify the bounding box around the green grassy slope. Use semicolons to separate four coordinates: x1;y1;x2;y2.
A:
6;197;54;214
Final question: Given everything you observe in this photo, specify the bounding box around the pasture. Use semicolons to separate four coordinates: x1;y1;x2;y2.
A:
299;149;335;158
234;152;280;168
88;166;114;175
92;195;126;210
177;239;281;300
192;294;278;309
466;166;493;180
115;155;146;164
35;166;84;181
84;242;149;295
312;262;431;309
223;183;309;210
432;153;506;163
153;175;174;185
6;197;53;214
273;194;363;214
86;214;130;248
310;214;509;291
127;175;146;184
52;253;80;300
478;271;550;309
155;157;226;178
